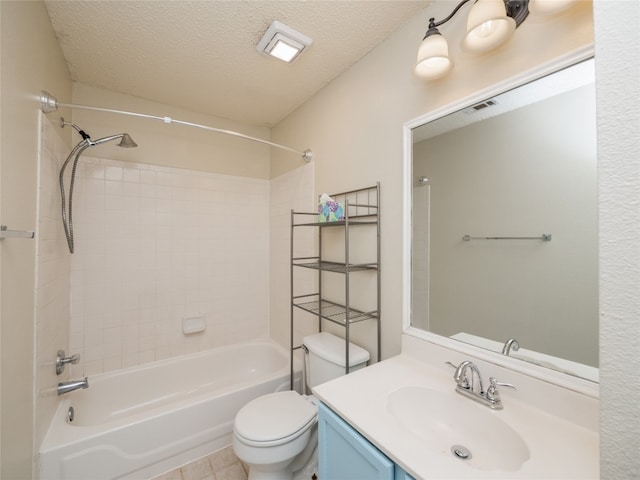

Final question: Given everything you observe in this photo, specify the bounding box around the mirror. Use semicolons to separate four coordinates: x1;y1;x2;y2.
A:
409;59;598;382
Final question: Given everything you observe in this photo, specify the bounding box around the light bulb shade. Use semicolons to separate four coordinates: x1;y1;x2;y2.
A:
415;33;452;81
529;0;576;15
462;0;516;53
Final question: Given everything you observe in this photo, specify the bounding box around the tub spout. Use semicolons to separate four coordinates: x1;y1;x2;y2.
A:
58;377;89;395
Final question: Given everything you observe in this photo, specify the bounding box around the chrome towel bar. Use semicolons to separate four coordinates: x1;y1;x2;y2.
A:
0;225;35;239
462;234;552;242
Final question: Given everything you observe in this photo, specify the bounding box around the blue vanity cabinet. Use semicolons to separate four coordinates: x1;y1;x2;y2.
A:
394;466;416;480
318;402;415;480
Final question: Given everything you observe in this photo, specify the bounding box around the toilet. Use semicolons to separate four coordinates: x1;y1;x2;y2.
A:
232;332;370;480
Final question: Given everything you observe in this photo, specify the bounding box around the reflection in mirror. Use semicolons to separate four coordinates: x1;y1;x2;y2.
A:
411;59;598;382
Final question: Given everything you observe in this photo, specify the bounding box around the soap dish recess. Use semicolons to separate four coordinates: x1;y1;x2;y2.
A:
182;315;205;334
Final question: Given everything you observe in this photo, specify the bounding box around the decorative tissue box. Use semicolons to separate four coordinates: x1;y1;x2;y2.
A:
318;200;344;223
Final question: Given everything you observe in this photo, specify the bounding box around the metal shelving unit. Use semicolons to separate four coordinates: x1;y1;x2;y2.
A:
290;184;380;389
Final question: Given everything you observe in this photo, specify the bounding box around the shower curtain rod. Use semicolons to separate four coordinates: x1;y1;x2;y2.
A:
40;91;313;162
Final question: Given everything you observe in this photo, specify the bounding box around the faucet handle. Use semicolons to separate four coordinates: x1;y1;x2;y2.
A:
445;361;471;387
56;350;80;375
486;377;516;401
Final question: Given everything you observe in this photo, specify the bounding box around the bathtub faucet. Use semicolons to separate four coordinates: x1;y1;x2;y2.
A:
57;377;89;395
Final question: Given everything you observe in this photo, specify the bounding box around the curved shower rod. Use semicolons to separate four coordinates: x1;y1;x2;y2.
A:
40;91;313;163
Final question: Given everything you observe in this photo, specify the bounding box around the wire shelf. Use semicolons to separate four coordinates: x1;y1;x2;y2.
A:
293;260;378;273
293;297;378;325
293;218;379;227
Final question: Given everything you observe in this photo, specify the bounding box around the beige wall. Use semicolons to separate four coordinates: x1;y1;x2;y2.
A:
0;2;72;478
71;83;272;179
271;1;595;361
593;1;640;477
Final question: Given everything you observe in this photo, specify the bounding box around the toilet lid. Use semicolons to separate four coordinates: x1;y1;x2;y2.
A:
235;391;317;444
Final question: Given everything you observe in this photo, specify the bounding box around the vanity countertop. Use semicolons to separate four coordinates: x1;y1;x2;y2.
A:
312;348;599;479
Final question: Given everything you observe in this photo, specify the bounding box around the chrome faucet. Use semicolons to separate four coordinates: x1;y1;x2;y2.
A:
501;338;520;356
453;360;485;396
56;350;80;375
57;377;89;395
450;360;514;410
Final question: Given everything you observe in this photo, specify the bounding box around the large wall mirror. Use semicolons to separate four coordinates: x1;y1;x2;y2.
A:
406;57;598;383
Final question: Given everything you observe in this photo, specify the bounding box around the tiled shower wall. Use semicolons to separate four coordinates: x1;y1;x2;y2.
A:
69;156;271;376
35;114;72;449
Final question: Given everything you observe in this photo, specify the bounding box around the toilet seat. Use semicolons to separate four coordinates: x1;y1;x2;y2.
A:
234;391;317;448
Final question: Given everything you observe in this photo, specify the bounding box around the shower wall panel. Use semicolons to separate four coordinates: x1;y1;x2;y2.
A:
35;114;73;450
68;157;270;376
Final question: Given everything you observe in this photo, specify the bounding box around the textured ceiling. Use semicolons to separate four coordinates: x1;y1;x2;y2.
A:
45;0;428;127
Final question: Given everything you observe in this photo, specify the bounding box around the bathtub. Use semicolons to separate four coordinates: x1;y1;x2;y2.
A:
39;339;298;480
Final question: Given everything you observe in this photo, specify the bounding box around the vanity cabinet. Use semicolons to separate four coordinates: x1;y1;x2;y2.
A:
290;184;380;387
318;402;415;480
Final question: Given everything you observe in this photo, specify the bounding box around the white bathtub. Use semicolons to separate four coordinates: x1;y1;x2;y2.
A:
39;339;297;480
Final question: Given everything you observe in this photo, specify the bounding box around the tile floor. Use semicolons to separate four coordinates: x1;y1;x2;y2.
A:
150;445;319;480
150;446;247;480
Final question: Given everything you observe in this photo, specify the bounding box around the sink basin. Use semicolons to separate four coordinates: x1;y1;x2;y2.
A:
387;386;530;472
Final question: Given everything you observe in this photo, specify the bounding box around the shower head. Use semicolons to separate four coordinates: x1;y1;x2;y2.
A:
90;133;138;148
117;133;137;148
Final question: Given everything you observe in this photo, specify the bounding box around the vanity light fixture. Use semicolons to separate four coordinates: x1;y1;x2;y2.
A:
415;0;577;81
257;20;313;63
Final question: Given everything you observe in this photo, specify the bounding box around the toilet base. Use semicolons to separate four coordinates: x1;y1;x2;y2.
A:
245;447;317;480
292;446;317;480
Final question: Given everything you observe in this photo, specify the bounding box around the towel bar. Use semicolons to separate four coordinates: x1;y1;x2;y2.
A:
0;225;35;239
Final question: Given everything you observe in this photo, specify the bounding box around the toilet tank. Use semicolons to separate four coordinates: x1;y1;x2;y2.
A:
302;332;370;389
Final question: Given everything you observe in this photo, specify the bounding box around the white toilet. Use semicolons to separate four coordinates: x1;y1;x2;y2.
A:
232;332;370;480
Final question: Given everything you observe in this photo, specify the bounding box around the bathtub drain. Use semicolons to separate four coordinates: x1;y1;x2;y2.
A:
67;406;74;423
451;445;471;460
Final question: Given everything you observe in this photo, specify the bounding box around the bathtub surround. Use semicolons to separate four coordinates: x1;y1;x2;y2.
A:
33;126;314;476
34;114;73;452
39;340;293;479
68;156;271;376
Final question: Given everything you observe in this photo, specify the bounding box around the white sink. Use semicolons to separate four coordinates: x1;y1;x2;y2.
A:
387;386;530;472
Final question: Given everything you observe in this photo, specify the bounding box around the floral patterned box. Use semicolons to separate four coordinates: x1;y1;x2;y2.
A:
318;200;344;223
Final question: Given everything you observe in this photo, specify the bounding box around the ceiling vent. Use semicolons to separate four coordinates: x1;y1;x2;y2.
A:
464;99;499;114
256;21;313;63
